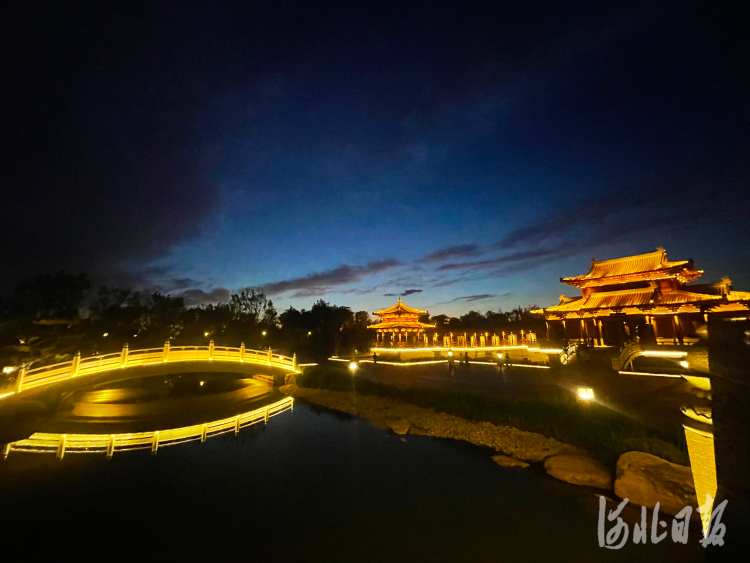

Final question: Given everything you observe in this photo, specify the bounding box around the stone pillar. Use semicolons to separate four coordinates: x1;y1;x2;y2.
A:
163;341;170;363
15;363;27;393
267;347;272;366
120;344;129;367
208;339;215;361
71;352;81;377
292;353;297;372
240;342;245;362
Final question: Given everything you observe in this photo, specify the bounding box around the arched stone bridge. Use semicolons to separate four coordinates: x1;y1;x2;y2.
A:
5;341;299;398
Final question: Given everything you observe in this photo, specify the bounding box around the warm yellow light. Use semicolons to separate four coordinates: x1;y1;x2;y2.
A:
307;331;312;335
102;333;108;337
348;362;358;372
2;366;15;374
204;331;209;336
448;351;453;357
6;345;298;397
577;387;595;401
199;381;204;386
262;331;267;336
679;360;690;369
497;353;503;359
642;350;688;358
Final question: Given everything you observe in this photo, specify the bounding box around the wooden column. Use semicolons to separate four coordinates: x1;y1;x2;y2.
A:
673;315;684;345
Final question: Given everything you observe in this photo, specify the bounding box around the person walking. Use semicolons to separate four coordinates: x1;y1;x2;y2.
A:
372;351;378;364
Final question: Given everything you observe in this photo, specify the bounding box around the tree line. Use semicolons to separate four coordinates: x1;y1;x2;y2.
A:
0;271;544;377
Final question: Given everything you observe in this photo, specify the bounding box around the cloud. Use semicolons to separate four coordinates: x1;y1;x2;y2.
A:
441;294;496;303
262;259;402;296
290;288;330;298
384;288;423;297
437;246;566;271
418;244;480;263
177;288;231;306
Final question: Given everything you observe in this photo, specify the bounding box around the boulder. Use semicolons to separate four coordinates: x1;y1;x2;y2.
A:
544;454;613;489
491;454;529;468
408;425;430;436
614;451;697;516
386;417;410;435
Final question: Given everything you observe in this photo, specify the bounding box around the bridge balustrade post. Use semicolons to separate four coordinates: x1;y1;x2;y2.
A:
264;406;269;423
208;340;215;361
120;344;129;368
240;342;245;363
71;352;81;377
15;363;27;393
57;434;67;460
292;353;297;372
234;414;241;434
163;341;170;363
107;435;115;459
151;431;159;453
267;347;272;366
3;443;11;459
201;423;208;442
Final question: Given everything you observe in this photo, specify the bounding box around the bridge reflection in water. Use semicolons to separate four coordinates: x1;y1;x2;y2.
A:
3;396;293;459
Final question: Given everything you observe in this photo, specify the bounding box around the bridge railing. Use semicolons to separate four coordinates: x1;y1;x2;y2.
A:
11;341;298;395
5;396;294;458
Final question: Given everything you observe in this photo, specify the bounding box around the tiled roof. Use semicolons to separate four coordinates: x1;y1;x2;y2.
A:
658;291;720;305
543;288;722;314
728;290;750;302
369;320;435;330
374;298;427;316
561;249;701;286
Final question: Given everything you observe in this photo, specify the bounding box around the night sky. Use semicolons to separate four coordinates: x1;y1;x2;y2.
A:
4;1;749;315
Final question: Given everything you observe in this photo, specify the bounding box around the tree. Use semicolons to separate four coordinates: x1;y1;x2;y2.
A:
7;271;90;319
229;288;268;321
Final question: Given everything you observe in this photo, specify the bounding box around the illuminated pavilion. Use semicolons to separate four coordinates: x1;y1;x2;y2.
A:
369;298;435;347
537;248;750;347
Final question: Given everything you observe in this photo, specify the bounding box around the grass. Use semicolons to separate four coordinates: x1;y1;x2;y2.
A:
297;363;688;466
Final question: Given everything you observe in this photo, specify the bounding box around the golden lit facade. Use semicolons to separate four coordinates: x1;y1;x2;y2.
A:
537;248;750;346
370;298;435;347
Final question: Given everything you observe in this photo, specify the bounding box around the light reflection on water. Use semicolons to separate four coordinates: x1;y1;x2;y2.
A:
0;395;703;562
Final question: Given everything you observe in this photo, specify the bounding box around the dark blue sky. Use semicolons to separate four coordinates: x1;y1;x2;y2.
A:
3;1;749;315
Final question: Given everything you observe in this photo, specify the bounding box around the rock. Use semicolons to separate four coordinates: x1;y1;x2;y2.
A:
614;451;697;516
544;454;613;489
408;425;430;436
386;417;410;435
491;454;529;468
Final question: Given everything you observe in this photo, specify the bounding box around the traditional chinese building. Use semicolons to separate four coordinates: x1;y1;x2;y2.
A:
537;248;750;347
369;298;435;347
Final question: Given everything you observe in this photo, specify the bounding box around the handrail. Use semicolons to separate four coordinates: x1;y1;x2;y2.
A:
4;396;294;459
6;342;298;397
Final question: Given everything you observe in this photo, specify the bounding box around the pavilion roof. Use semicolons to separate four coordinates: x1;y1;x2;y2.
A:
561;249;703;288
369;320;435;330
541;288;726;315
373;298;427;316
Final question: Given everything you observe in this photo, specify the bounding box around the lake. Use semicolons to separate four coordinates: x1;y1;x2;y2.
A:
0;373;705;562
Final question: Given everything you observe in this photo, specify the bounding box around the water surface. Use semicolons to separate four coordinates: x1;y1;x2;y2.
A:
1;400;704;562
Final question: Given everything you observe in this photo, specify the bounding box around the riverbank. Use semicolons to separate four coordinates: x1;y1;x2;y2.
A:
284;384;583;462
283;382;700;520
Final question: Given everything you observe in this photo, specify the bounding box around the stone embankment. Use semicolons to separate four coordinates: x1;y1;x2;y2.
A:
283;384;697;515
284;385;581;462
